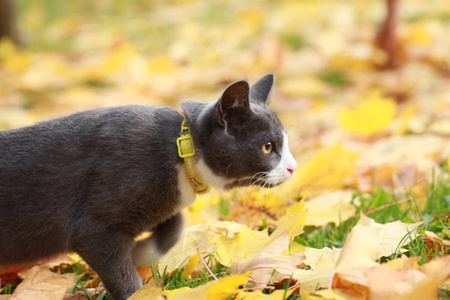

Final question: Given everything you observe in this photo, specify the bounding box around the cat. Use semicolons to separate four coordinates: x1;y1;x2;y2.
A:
0;74;297;300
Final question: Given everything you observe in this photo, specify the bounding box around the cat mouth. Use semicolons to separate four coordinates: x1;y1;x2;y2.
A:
224;175;287;190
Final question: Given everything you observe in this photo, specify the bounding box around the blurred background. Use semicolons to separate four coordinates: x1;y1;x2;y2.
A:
1;0;450;227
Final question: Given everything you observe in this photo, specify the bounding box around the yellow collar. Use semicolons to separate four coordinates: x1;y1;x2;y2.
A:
176;119;210;194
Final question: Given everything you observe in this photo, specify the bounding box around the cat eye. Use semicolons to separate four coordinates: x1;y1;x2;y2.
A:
262;142;273;154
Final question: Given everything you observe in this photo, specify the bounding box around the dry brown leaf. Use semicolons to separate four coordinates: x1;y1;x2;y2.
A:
8;266;76;300
294;247;341;293
230;233;305;284
330;255;450;300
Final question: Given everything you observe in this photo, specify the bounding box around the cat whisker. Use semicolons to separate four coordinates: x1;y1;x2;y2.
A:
226;163;233;177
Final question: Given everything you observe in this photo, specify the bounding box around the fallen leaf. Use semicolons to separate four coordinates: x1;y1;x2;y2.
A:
128;278;164;300
168;273;250;300
230;233;305;284
329;255;450;300
235;288;295;299
294;247;341;293
159;221;248;271
336;215;420;272
293;145;359;197
270;201;307;241
339;91;396;135
8;266;76;300
215;229;270;266
304;191;355;226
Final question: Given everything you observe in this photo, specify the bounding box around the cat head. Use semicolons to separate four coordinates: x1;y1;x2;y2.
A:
182;74;297;190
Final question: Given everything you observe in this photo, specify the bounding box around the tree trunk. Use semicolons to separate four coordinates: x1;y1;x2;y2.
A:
0;0;22;45
375;0;401;68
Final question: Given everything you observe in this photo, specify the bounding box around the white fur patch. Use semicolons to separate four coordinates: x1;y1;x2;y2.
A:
177;164;197;207
265;132;297;185
196;159;229;189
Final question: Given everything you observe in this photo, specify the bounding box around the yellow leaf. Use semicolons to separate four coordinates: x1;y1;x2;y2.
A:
271;200;307;241
293;145;359;197
235;288;294;299
159;222;250;271
208;272;250;300
294;247;341;293
9;266;76;300
329;255;450;300
230;233;305;284
304;191;355;226
309;289;359;300
238;8;265;30
215;229;270;266
169;273;250;300
148;54;179;73
182;252;201;277
407;25;434;46
128;279;164;300
0;39;31;73
162;287;191;299
339;91;396;135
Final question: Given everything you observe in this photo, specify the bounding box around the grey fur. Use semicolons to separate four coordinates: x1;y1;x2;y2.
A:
0;74;288;300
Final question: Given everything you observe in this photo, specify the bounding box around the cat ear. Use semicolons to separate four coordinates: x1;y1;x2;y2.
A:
250;73;274;105
217;80;250;127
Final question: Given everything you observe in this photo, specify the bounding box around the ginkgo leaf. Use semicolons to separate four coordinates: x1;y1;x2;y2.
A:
8;266;76;300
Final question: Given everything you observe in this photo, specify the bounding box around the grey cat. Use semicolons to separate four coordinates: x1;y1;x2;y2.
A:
0;74;297;300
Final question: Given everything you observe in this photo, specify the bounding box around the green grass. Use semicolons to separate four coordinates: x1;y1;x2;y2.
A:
296;176;449;264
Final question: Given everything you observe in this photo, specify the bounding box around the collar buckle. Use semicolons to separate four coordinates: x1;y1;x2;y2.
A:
177;135;195;158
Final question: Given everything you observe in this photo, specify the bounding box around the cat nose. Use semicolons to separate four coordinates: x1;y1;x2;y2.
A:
287;166;297;175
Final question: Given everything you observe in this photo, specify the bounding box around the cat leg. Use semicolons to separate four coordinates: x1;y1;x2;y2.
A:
132;211;184;266
74;235;142;300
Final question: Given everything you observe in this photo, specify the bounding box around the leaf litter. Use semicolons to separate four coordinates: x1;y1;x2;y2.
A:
1;0;450;299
